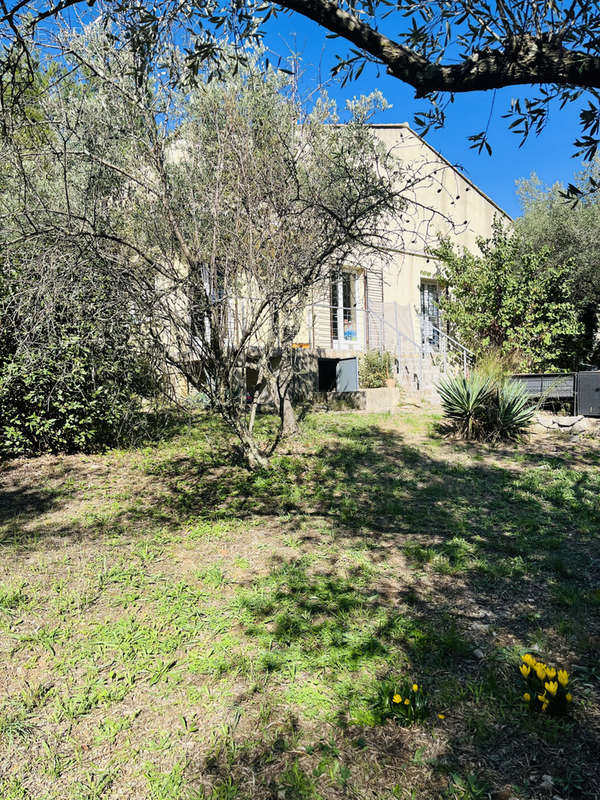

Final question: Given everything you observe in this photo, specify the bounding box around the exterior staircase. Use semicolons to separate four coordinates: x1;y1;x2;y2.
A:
365;306;474;401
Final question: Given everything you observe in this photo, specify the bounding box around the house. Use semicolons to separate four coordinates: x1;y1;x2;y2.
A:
289;123;510;403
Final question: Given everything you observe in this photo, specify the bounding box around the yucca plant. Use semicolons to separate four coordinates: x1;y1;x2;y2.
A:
493;379;536;442
437;372;534;442
437;372;495;440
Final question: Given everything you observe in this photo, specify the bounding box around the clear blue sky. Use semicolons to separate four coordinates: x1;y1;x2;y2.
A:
262;12;585;219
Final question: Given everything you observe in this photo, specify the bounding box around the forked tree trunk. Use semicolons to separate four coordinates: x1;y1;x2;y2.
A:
238;427;269;469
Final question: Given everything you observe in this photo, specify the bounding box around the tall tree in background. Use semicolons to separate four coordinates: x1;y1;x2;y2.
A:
433;222;581;371
516;166;600;365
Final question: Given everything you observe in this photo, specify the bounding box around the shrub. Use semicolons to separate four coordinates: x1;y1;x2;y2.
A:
0;248;160;457
519;653;573;715
0;336;158;457
359;350;394;388
437;371;535;442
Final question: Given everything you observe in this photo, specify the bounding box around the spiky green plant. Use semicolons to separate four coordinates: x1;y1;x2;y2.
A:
437;372;534;442
494;379;536;441
437;373;495;440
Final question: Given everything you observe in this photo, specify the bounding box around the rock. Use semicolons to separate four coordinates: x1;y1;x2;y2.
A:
539;774;554;792
470;621;489;635
472;648;484;660
555;415;583;427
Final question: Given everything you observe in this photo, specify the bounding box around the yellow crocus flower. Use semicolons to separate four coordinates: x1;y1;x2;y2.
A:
392;694;401;704
523;693;531;702
519;664;531;678
566;693;573;702
542;702;549;712
537;693;547;703
522;653;537;667
544;681;558;696
412;684;419;692
535;664;547;681
404;698;410;705
546;667;557;679
438;713;445;719
558;669;568;686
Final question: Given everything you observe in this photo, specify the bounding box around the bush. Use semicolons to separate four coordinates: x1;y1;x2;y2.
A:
437;371;535;442
0;336;158;457
0;247;160;457
359;350;394;388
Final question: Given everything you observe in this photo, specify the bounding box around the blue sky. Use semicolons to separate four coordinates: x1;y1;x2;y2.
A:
262;12;585;219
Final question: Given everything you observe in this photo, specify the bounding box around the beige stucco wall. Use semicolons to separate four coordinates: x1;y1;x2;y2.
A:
300;123;510;357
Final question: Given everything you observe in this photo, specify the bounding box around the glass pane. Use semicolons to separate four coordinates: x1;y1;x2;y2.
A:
330;277;339;341
342;272;357;341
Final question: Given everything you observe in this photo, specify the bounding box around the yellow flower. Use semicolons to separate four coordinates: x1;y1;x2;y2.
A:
545;667;557;679
523;693;531;702
542;702;549;712
519;664;531;678
438;713;445;719
392;694;401;704
544;681;558;697
412;684;419;692
566;693;573;702
522;653;537;667
558;669;569;686
537;693;547;703
535;664;547;681
404;698;410;705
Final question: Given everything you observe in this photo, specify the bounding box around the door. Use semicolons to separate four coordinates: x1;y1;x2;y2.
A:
336;357;359;392
420;280;441;352
331;271;361;350
577;371;600;416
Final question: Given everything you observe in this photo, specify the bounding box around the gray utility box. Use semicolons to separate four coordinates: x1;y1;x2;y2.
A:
577;371;600;417
317;357;359;393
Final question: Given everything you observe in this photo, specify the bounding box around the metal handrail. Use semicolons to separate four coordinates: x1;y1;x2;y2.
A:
425;321;474;360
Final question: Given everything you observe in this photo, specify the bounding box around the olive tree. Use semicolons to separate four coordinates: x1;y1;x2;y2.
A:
2;23;414;466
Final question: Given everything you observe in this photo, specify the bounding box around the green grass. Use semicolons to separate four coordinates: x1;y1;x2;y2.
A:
1;409;599;799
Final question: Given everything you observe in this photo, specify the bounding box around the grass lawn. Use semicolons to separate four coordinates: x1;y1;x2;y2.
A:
1;408;600;800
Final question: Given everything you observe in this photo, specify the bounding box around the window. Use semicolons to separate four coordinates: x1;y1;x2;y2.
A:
420;280;441;351
330;271;358;345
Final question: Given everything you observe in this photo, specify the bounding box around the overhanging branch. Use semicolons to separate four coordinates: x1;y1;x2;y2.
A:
277;0;600;95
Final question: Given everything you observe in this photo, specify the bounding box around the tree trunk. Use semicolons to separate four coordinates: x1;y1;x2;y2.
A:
280;391;299;437
239;428;269;469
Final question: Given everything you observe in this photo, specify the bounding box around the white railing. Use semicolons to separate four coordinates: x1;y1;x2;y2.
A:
305;302;474;390
420;315;474;377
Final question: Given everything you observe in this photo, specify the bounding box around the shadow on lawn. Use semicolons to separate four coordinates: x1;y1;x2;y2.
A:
2;414;600;796
162;420;600;797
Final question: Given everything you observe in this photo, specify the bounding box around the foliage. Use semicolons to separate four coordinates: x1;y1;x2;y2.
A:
0;245;158;457
433;222;581;371
0;27;403;467
520;653;573;716
437;371;535;442
359;350;394;388
4;0;600;173
516;168;600;366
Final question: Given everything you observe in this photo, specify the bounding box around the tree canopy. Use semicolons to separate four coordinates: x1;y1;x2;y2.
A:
515;165;600;364
433;222;581;371
0;25;406;465
2;0;600;164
